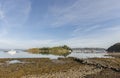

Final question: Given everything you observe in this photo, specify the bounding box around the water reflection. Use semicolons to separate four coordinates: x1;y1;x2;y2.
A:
67;52;111;59
0;51;111;59
0;51;64;59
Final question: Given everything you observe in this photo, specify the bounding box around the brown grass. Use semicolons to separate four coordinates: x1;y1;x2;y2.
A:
0;58;95;78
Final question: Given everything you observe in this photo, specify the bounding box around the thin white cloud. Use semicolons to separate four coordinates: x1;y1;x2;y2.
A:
0;10;4;20
2;0;31;26
0;28;8;37
0;0;31;37
0;0;120;49
0;26;120;49
72;25;101;36
41;0;120;48
103;25;120;31
0;39;53;49
47;0;120;27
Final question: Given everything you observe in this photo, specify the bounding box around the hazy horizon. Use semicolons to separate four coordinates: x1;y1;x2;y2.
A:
0;0;120;49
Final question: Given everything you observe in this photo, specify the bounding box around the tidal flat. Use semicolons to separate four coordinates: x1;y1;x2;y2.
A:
0;55;119;78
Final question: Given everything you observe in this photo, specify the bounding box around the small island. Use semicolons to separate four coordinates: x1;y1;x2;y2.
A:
27;45;72;56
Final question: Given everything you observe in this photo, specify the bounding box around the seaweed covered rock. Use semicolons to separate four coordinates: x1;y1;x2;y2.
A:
107;43;120;52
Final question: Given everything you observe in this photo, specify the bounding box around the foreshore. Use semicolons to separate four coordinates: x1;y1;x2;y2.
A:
0;53;120;78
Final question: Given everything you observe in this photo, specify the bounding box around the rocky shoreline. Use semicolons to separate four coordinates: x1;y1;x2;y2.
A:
74;58;120;72
22;63;101;78
0;58;101;78
0;56;119;78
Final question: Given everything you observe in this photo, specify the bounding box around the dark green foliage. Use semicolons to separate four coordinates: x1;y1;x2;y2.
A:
107;43;120;52
61;45;72;51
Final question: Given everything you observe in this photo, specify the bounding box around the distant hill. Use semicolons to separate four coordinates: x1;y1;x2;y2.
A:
107;43;120;52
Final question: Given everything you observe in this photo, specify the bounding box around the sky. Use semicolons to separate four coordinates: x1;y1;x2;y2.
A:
0;0;120;49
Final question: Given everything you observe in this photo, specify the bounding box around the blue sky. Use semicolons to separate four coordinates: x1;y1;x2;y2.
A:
0;0;120;49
